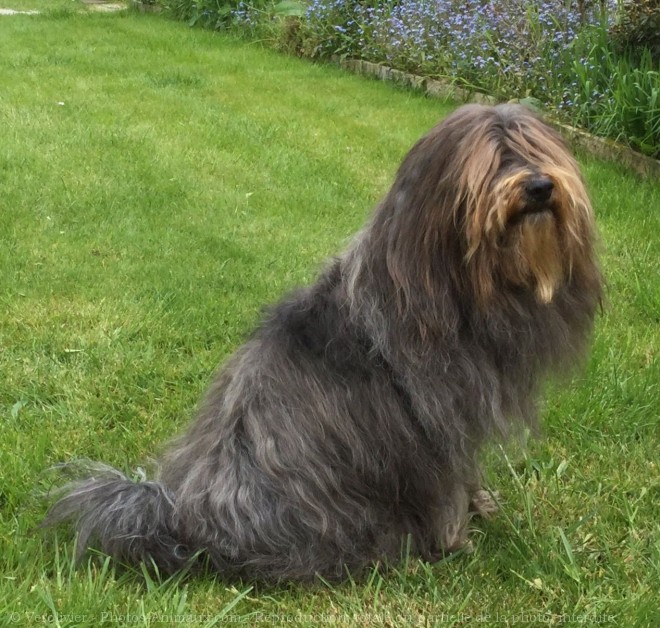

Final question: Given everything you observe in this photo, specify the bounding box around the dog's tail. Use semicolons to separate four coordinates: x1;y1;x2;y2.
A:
40;461;193;574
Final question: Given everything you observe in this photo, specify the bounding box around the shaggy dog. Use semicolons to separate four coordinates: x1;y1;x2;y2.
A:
42;104;602;581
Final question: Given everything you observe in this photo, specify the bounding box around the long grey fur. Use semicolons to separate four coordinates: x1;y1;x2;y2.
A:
41;104;602;582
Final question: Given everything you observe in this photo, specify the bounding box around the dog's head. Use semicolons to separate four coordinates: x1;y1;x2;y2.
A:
383;104;600;310
456;104;597;305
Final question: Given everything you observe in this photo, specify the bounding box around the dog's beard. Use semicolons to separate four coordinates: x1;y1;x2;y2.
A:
502;212;563;303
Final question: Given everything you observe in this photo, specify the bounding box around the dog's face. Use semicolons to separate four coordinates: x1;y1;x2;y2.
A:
454;105;597;305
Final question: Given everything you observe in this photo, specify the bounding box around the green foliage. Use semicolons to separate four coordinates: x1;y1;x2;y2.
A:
272;0;304;17
566;46;659;156
610;0;660;61
162;0;303;36
164;0;251;28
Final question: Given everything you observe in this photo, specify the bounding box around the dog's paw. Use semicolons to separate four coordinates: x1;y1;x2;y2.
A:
469;489;499;518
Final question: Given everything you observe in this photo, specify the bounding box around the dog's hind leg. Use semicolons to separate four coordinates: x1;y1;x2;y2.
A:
436;485;471;555
469;488;499;518
434;483;499;556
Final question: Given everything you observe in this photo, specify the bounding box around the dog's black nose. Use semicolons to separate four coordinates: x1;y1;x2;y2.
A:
526;176;554;202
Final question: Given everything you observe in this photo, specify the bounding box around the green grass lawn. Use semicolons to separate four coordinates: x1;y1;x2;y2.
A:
1;8;658;628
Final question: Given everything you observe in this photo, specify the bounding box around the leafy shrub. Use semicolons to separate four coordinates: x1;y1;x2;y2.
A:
566;46;659;156
610;0;660;61
164;0;271;29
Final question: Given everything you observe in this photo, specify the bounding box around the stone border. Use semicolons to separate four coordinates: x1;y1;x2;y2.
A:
336;57;660;180
554;123;660;179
